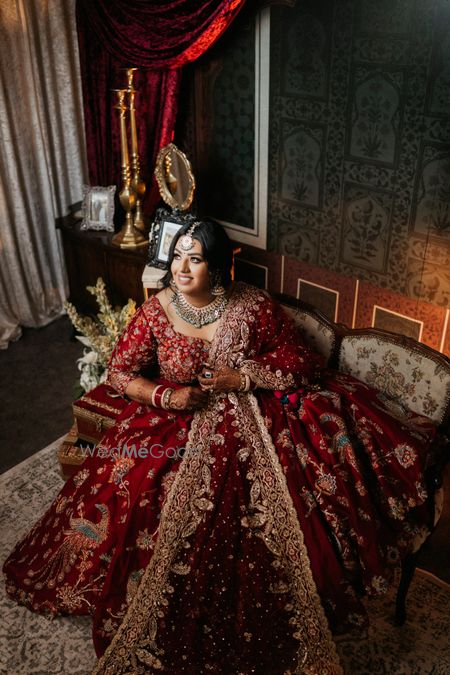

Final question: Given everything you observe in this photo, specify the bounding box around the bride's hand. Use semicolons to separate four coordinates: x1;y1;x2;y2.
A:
198;365;242;393
168;386;208;411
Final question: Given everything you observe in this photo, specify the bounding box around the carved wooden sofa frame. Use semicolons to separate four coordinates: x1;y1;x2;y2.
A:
277;293;450;625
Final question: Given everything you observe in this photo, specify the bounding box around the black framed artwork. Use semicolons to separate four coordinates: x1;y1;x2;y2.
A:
148;208;197;269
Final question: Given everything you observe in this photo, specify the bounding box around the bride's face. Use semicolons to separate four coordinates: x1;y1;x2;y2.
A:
171;238;211;297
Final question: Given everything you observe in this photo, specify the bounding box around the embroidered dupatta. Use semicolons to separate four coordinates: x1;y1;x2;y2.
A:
94;284;341;674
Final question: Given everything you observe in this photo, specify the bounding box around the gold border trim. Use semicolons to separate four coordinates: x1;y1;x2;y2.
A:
73;407;116;437
92;404;217;674
242;392;342;673
73;398;124;416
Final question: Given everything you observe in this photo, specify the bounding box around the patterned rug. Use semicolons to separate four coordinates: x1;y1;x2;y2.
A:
1;439;449;674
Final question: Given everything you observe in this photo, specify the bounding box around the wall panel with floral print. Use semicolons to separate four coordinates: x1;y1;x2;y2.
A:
178;0;450;354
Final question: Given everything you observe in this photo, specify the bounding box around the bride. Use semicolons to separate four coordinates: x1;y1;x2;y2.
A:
4;220;435;674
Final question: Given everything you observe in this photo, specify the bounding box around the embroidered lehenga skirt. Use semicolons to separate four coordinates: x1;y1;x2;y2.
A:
4;284;436;674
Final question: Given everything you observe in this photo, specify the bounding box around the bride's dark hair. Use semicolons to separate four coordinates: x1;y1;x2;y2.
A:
160;219;234;289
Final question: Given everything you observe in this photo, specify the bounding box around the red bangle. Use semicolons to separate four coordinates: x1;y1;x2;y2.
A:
151;385;164;408
152;385;174;409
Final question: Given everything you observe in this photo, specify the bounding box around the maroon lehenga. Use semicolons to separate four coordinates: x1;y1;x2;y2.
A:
4;283;436;674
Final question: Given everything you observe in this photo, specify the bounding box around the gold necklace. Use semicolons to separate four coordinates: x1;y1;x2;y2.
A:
171;291;228;328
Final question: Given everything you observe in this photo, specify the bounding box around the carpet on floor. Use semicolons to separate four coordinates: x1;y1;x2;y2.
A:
1;439;449;674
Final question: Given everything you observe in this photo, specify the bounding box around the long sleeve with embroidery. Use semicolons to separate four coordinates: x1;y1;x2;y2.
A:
106;303;158;395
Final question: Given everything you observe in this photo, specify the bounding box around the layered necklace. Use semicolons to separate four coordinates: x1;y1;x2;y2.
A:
171;290;228;328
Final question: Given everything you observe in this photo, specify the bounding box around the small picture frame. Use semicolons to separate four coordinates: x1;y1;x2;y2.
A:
156;219;183;263
80;185;116;232
148;207;197;269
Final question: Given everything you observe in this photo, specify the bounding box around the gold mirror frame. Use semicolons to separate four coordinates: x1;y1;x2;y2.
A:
154;143;196;212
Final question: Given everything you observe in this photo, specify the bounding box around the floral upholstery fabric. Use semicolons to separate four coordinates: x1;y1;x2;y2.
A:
281;305;336;366
338;335;450;425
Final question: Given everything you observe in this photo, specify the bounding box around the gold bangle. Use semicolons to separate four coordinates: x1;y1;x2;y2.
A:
161;387;174;410
238;373;251;392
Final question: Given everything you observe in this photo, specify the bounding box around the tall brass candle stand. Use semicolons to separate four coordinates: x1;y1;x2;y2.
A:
112;89;147;249
126;68;147;233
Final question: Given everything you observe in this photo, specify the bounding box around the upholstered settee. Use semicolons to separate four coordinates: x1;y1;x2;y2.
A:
278;294;450;623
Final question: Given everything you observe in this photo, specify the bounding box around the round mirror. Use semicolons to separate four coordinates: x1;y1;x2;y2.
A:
154;143;196;212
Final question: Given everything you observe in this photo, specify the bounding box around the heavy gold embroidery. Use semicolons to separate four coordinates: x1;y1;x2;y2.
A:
241;360;296;390
236;393;342;674
93;284;342;675
93;406;219;674
208;283;262;369
22;503;110;612
211;284;299;391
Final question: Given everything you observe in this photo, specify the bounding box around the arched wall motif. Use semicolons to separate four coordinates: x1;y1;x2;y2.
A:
280;127;322;208
349;73;400;165
283;13;327;98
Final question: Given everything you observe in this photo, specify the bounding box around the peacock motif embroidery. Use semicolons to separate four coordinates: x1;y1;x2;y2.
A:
23;503;110;594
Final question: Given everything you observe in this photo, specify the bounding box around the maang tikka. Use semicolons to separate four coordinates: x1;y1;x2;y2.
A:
178;222;200;251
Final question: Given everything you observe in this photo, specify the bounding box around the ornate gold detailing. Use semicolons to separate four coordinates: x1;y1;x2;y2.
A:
73;410;115;442
237;393;342;673
24;503;110;596
76;396;124;416
111;88;147;249
154;143;196;212
240;360;297;389
72;399;121;442
93;407;218;674
164;153;177;196
93;284;342;674
171;289;228;328
126;68;147;233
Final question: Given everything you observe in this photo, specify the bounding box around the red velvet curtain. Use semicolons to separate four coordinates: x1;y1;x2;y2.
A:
76;0;247;215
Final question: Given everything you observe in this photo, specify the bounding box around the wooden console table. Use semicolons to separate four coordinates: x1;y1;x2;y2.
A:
59;220;148;313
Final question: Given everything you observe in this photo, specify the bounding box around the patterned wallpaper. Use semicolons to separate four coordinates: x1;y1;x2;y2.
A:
177;0;450;354
269;0;450;309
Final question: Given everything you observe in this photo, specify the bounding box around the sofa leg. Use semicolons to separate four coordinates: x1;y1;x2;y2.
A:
395;552;418;625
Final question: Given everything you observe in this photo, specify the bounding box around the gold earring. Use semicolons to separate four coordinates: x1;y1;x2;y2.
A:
211;274;226;297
